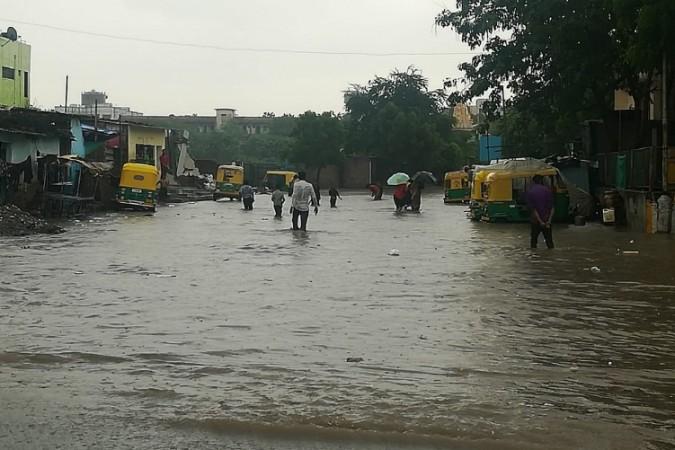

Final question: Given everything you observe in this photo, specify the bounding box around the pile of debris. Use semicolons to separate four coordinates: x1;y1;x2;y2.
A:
0;204;64;236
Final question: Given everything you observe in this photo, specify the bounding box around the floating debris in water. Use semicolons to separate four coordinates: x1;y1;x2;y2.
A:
590;266;601;273
388;249;400;256
346;357;364;363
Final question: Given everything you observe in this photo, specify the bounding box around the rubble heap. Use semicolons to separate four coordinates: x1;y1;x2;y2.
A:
0;205;64;236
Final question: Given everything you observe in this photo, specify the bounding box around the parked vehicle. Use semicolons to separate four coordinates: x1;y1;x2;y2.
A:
444;171;470;203
468;169;489;220
479;167;569;222
263;170;297;192
467;159;570;222
213;164;244;201
116;163;159;212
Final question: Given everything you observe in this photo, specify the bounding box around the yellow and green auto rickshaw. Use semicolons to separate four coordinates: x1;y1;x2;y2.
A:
479;167;570;222
213;164;244;201
116;163;160;212
468;168;489;220
263;170;297;193
444;171;470;203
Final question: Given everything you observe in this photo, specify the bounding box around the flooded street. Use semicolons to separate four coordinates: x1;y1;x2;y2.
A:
2;191;675;449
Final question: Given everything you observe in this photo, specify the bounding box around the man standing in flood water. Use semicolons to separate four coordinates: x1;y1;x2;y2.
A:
290;171;318;231
527;175;555;249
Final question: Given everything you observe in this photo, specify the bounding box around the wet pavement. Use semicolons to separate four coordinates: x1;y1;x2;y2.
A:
1;191;675;449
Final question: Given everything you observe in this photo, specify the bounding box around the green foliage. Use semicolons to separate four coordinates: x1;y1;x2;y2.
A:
240;133;294;165
344;67;459;175
188;116;298;165
189;123;245;162
436;0;675;157
287;111;344;182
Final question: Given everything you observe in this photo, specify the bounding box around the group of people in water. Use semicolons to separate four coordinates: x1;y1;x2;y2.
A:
391;179;424;213
236;173;428;231
237;172;342;231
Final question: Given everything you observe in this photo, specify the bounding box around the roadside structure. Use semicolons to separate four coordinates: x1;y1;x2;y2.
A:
55;90;142;120
0;27;30;109
590;80;675;233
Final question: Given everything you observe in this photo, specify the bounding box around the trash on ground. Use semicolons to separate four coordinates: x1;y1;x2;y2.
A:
0;205;65;237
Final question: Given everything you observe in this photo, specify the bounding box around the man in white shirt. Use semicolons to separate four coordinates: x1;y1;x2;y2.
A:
290;171;318;231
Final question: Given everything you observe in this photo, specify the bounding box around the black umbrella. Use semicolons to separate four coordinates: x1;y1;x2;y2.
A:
411;171;438;184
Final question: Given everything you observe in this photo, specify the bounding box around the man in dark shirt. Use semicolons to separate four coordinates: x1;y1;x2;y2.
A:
526;175;555;249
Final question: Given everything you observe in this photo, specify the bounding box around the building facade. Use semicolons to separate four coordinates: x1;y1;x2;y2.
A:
55;90;142;120
0;27;30;108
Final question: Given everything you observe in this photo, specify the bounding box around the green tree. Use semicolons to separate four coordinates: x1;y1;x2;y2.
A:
189;122;244;162
240;133;294;165
344;67;454;176
436;0;675;156
287;111;344;185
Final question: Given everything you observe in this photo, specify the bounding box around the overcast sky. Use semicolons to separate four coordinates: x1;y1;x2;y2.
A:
2;0;472;116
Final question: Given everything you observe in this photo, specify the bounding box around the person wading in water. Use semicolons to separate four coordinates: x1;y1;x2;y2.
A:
290;171;318;231
526;175;555;249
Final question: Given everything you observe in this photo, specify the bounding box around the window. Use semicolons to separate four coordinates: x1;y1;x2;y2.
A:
135;145;155;165
2;66;15;79
23;71;28;97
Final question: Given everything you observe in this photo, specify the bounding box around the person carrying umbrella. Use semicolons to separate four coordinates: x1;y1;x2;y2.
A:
387;172;410;212
410;171;438;212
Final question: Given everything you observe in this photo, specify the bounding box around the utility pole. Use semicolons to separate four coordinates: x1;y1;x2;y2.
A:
662;53;669;192
64;75;69;114
94;99;98;142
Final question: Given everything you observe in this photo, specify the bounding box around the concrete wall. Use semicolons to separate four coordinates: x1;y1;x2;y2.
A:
127;125;166;171
0;37;30;108
0;131;59;163
306;165;340;189
342;156;373;188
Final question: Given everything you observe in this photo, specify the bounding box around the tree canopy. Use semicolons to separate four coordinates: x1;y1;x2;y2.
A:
344;67;457;175
188;116;297;165
287;111;345;184
436;0;675;157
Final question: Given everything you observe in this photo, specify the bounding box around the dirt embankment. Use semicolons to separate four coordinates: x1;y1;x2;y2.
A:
0;205;64;236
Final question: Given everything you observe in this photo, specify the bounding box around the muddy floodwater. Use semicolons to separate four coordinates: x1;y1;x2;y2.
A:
2;191;675;450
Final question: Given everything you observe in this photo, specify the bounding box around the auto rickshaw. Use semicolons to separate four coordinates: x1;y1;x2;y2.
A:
116;163;160;212
263;170;297;193
213;164;244;201
444;171;470;203
468;169;489;220
479;167;570;222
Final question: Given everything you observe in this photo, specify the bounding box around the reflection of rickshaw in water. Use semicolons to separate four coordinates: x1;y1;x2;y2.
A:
213;164;244;201
116;163;160;212
443;171;470;203
262;170;297;193
468;160;570;222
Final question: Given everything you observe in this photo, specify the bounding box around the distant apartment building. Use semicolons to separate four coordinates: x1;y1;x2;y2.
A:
55;90;142;120
469;98;487;117
452;103;474;130
135;108;272;135
0;27;30;108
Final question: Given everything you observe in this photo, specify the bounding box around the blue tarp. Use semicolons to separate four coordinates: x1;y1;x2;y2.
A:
479;134;502;163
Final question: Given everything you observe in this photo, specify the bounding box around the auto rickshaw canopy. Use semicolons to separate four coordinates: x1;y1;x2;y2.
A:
119;163;159;190
216;164;244;183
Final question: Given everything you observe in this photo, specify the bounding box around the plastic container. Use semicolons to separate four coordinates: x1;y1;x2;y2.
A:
602;208;615;224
